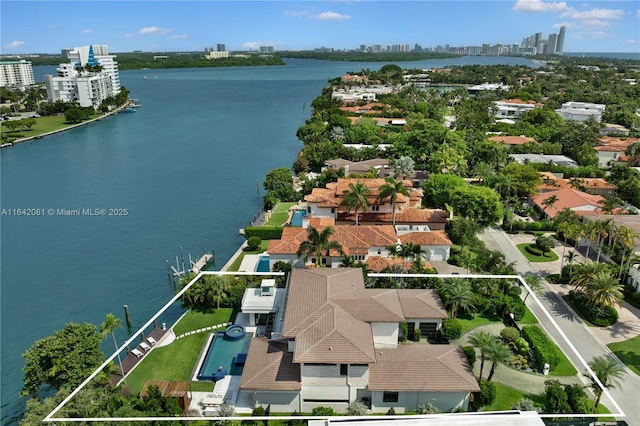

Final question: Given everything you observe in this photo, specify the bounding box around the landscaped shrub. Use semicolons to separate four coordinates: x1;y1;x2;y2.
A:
521;325;560;370
441;319;462;340
565;291;618;326
624;284;640;309
500;326;520;344
243;226;284;240
247;236;262;250
399;322;408;342
386;407;396;415
463;346;476;368
509;354;531;370
312;406;336;416
252;406;266;416
413;328;421;342
345;401;368;416
514;337;530;355
476;382;496;406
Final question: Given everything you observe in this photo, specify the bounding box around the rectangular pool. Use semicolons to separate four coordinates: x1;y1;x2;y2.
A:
197;331;253;380
255;256;270;272
291;210;307;227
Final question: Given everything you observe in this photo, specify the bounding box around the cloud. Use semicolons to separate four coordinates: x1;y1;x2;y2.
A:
139;26;170;35
513;0;568;13
284;10;310;17
561;8;624;20
81;29;93;34
313;11;350;20
4;40;25;49
169;34;188;40
580;19;613;29
623;39;638;45
121;33;135;38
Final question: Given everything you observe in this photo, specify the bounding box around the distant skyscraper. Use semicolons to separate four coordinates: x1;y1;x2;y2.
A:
217;43;226;52
548;33;558;54
0;60;35;90
556;26;566;54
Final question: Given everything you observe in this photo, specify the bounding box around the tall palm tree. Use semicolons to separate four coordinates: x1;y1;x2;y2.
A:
439;278;474;319
586;356;624;409
378;178;410;226
541;195;558;221
594;219;614;262
523;274;544;302
583;271;623;310
570;261;611;293
468;331;499;383
485;340;513;382
100;314;125;382
207;275;230;309
583;221;598;262
616;225;637;278
341;181;371;226
296;225;343;267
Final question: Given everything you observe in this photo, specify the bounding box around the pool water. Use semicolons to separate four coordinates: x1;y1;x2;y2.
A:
255;256;270;272
197;331;253;380
291;210;307;227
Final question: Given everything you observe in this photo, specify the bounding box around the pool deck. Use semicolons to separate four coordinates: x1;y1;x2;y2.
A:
238;254;261;272
108;326;168;386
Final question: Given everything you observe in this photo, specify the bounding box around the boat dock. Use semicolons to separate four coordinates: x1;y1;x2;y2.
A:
191;252;215;273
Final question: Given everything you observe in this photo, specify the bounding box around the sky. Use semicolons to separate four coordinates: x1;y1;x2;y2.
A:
1;0;639;54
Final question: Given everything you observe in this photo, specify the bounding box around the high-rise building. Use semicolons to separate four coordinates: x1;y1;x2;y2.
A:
547;33;558;54
217;43;226;52
45;45;121;108
556;26;566;54
0;60;35;90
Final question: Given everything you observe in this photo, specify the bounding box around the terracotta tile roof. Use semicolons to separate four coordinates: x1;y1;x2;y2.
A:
398;230;452;246
497;98;543;107
369;345;480;392
365;256;415;272
282;268;448;365
240;338;301;391
398;289;448;319
530;188;604;218
581;178;616;190
487;135;537;145
338;208;448;224
538;172;616;192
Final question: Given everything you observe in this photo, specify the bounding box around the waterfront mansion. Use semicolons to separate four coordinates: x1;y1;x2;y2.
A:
239;268;479;413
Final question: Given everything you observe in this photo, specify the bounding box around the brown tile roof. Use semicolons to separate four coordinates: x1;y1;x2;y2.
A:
369;345;479;392
398;289;448;319
497;98;543;107
530;188;605;218
282;268;447;365
365;256;415;272
398;230;452;246
240;338;301;391
538;172;616;192
338;208;448;224
487;135;537;145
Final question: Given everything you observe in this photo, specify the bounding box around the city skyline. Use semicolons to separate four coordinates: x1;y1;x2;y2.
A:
1;1;639;54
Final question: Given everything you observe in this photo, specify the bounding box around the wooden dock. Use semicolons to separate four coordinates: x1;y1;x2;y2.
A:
191;253;214;273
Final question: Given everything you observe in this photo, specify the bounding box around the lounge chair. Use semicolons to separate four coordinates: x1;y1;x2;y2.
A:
147;336;157;346
131;348;144;359
139;342;152;352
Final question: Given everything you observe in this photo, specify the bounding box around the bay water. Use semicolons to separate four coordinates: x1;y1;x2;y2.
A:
0;56;539;424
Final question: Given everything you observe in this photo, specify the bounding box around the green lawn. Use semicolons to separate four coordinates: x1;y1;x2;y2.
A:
457;313;502;334
516;243;559;262
263;202;298;227
126;309;233;394
484;382;545;411
0;115;94;141
518;306;538;325
549;354;578;376
607;334;640;376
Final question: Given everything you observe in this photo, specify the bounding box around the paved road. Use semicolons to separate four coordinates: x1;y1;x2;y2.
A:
480;227;640;425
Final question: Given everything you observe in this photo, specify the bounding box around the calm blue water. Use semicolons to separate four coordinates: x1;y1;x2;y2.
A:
290;210;306;227
198;332;252;379
1;56;539;424
255;256;270;272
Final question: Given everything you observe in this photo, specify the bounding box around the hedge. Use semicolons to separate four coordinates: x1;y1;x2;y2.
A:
521;325;560;370
503;221;555;232
243;226;284;240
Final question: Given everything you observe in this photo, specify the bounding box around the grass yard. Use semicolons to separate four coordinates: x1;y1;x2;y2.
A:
519;306;538;325
548;353;578;376
516;243;559;262
484;382;545;411
607;334;640;376
226;240;270;272
0;115;93;140
457;313;502;334
126;309;233;394
263;202;297;227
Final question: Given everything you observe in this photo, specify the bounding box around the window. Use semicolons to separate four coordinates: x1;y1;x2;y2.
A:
331;207;336;214
383;392;399;403
371;205;380;211
340;364;348;376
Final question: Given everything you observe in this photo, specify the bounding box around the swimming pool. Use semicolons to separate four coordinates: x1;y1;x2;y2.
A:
255;256;270;272
291;210;307;227
197;331;253;380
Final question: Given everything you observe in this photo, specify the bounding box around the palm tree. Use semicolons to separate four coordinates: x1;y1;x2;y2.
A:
594;219;614;262
598;196;625;215
570;261;611;293
582;271;623;310
585;356;624;409
207;275;230;309
541;195;558;221
583;221;598;261
556;221;572;272
296;225;343;267
378;178;410;226
616;225;637;278
340;254;357;267
439;278;474;319
341;181;371;226
523;274;544;302
468;331;499;383
485;340;513;382
100;313;125;382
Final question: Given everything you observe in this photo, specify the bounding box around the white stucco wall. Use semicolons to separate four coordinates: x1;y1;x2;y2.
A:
253;390;301;412
371;322;399;348
370;390;471;413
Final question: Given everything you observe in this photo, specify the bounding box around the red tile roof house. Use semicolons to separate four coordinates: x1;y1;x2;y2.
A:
538;172;616;197
487;134;537;150
267;217;453;270
304;178;450;230
530;188;605;220
594;136;639;168
239;268;478;414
